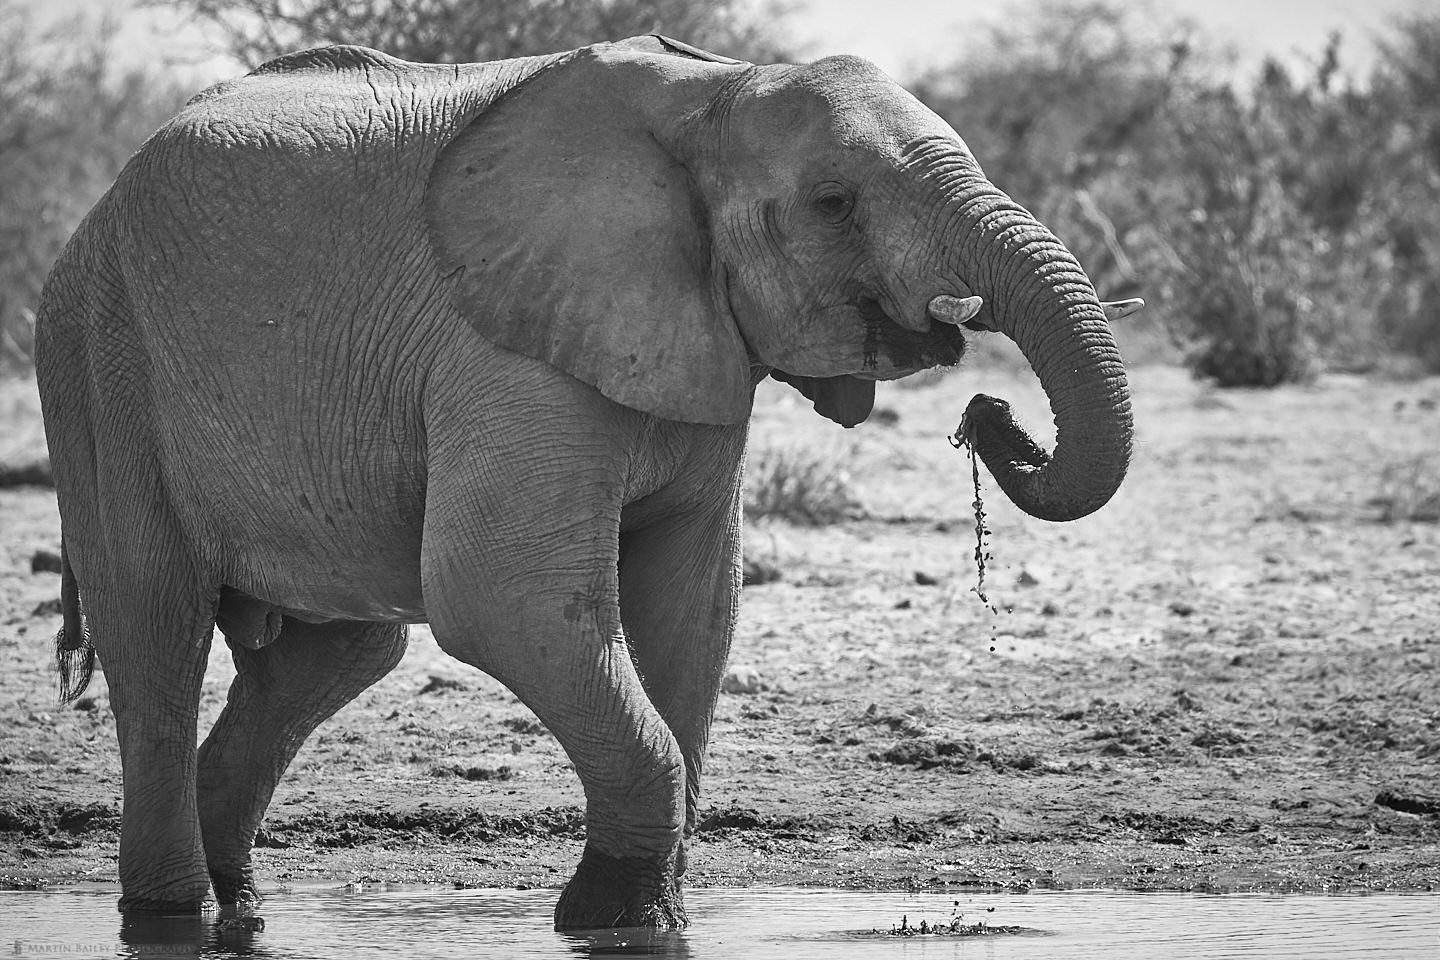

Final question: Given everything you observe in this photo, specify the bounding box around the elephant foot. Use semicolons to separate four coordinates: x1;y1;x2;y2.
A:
209;865;261;908
554;843;687;929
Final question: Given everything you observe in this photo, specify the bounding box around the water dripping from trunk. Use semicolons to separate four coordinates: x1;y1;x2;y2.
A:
949;428;998;651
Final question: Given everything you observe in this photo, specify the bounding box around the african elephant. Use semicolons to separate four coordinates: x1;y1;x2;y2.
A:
36;34;1134;927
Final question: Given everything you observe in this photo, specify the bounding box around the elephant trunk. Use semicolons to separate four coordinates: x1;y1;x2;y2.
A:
943;192;1132;522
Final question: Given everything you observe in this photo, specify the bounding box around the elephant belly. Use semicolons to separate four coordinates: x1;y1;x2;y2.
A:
161;434;430;623
250;575;427;624
211;501;428;623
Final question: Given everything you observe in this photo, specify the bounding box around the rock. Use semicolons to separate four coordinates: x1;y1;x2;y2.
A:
30;550;63;575
501;715;546;735
417;675;469;695
1375;789;1440;816
0;461;53;489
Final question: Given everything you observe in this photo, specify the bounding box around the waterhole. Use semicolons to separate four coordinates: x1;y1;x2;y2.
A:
4;885;1435;959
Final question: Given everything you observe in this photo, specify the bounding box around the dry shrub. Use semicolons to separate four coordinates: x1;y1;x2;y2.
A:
1374;456;1440;523
744;446;865;526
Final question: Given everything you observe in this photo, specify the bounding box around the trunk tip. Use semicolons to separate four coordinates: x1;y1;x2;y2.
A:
957;392;1123;523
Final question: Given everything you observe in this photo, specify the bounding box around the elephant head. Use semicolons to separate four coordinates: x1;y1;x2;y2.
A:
427;36;1132;521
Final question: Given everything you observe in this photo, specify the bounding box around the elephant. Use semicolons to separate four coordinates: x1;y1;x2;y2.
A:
35;34;1135;928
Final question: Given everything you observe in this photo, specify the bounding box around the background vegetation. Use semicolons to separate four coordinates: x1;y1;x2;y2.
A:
0;0;188;373
1;0;1438;385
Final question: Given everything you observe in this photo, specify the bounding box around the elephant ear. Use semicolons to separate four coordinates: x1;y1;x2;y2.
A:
425;47;752;425
770;372;876;428
608;34;745;64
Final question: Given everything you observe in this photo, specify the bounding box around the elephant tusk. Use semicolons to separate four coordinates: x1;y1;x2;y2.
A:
928;294;986;328
1101;298;1145;322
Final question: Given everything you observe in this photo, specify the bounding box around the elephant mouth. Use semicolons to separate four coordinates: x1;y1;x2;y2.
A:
857;296;965;375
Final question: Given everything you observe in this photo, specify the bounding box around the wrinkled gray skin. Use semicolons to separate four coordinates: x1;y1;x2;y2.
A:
36;35;1131;928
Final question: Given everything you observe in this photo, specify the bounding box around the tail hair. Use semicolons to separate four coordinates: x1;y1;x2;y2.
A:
55;541;95;703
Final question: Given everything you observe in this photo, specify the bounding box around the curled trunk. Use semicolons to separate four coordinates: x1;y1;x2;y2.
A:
951;197;1132;522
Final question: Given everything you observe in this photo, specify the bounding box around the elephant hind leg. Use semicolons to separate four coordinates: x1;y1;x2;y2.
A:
197;618;407;904
39;277;222;913
80;546;217;914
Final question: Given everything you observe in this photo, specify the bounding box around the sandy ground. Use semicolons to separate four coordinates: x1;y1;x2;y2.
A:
2;347;1438;897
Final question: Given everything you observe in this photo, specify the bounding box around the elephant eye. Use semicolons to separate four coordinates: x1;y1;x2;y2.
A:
812;183;855;224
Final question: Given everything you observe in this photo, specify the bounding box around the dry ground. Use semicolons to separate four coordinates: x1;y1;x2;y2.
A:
2;345;1437;896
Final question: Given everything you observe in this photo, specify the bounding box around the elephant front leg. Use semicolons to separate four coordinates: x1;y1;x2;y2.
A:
618;498;743;836
426;557;688;929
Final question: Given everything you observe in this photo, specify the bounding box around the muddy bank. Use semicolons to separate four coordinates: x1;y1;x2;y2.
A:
2;365;1438;895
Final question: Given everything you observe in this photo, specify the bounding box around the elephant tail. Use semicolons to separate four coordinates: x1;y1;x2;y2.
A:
55;540;95;703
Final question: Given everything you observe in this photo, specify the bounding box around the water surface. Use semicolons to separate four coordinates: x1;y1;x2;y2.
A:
4;884;1436;958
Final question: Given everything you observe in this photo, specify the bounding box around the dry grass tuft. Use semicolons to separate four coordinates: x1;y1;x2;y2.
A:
1374;455;1440;523
744;446;865;526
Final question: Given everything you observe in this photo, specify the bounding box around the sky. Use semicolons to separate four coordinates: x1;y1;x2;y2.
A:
19;0;1428;87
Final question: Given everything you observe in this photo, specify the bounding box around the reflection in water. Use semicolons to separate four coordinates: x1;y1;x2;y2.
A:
118;907;266;958
560;926;690;957
3;885;1436;959
118;911;211;959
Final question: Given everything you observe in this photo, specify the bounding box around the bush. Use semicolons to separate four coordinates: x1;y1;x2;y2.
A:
1158;78;1330;386
0;1;187;373
1365;16;1440;373
911;0;1187;303
917;2;1440;384
159;0;796;67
